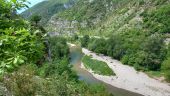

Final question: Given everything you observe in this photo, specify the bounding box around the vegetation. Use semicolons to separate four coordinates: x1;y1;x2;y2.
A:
0;0;45;75
81;35;90;47
58;0;113;22
0;0;113;95
48;37;69;60
161;45;170;82
21;0;77;25
30;15;42;26
62;0;170;82
2;35;112;95
82;55;114;76
142;3;170;34
80;32;168;79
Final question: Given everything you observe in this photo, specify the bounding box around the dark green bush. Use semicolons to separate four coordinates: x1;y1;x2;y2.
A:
88;38;107;55
81;35;90;47
48;36;69;60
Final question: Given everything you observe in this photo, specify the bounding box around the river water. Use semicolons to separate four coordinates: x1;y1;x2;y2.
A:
69;45;143;96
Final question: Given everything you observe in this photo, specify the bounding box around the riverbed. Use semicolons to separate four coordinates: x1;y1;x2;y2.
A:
69;45;143;96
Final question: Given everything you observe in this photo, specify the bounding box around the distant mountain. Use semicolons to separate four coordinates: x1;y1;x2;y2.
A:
21;0;77;25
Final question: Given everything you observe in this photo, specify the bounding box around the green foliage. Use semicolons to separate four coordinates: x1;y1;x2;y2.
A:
58;0;113;28
142;4;170;34
0;0;29;29
30;15;42;25
0;28;44;74
21;0;77;25
2;63;112;96
3;65;38;96
82;29;166;71
0;0;45;74
73;34;79;41
82;55;114;76
162;45;170;82
81;35;90;47
1;0;112;95
38;58;77;79
48;36;69;60
162;58;170;82
88;38;107;55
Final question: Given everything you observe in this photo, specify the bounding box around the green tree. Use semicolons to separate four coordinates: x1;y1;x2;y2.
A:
30;15;42;26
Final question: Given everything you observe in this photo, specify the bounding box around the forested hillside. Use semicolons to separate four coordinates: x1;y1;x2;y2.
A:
49;0;170;81
20;0;170;86
21;0;77;25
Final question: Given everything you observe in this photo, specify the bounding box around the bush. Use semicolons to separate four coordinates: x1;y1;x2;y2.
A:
48;36;69;60
3;65;38;96
0;0;45;74
40;58;75;78
143;4;170;34
88;38;107;55
81;35;90;47
162;45;170;82
0;28;44;74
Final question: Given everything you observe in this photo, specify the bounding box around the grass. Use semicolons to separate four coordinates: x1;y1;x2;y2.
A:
82;55;115;76
145;71;165;78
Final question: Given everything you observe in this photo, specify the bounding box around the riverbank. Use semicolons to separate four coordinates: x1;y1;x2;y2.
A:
69;43;143;96
81;48;170;96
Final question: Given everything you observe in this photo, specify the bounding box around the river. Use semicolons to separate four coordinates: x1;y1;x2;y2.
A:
69;45;143;96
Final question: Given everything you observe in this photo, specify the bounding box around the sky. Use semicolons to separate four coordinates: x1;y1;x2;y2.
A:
18;0;44;13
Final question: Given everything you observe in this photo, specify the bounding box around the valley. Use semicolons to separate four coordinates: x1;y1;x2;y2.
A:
1;0;170;96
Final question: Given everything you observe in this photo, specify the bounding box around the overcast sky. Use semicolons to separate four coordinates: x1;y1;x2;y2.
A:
18;0;44;13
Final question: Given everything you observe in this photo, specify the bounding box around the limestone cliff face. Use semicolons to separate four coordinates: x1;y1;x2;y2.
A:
46;0;115;35
47;17;87;35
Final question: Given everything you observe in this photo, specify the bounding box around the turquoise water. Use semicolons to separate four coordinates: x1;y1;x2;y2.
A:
70;46;143;96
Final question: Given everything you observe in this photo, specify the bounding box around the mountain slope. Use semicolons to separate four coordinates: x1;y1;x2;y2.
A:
47;0;170;82
47;0;170;36
21;0;77;25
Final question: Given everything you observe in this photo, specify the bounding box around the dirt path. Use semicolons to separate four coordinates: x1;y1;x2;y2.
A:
81;48;170;96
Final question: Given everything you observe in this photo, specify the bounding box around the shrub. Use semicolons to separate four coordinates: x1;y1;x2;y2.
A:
0;28;44;74
81;35;90;47
88;38;107;55
3;65;38;96
48;36;69;60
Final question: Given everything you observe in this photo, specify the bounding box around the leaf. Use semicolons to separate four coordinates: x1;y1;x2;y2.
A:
13;57;18;64
0;62;6;68
0;41;2;46
0;70;5;74
11;0;17;3
6;65;14;71
18;59;24;64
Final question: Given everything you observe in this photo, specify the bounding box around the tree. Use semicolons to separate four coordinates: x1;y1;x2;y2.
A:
30;15;42;26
